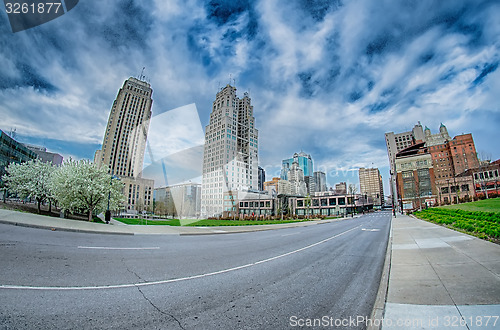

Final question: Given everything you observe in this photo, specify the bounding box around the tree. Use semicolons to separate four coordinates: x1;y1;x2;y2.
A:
2;159;54;213
51;159;124;221
304;194;311;216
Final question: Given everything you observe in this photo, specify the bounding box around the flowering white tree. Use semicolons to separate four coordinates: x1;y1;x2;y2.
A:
2;159;54;213
51;159;124;221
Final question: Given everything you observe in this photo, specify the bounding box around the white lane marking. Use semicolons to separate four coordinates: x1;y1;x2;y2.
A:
281;232;300;237
362;228;380;232
78;246;160;250
1;225;363;291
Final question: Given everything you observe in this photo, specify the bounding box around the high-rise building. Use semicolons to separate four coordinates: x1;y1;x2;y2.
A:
424;123;451;147
394;142;436;211
358;168;384;207
314;171;327;192
281;151;313;180
335;182;347;194
201;84;259;217
94;77;154;213
288;161;307;196
258;166;265;191
385;122;425;209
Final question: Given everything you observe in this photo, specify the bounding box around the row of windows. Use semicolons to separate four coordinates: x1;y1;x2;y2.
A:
474;170;499;180
240;201;272;208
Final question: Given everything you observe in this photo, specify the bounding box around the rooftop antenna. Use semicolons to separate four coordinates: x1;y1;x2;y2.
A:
229;74;232;86
138;67;145;80
9;128;16;139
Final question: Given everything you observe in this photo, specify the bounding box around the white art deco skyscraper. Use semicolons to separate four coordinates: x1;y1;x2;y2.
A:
95;77;154;213
201;84;259;217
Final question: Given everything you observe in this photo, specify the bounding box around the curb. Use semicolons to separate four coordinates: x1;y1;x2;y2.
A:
367;216;393;330
0;220;133;236
0;213;357;236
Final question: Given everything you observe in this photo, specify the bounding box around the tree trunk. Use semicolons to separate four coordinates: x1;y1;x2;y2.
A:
37;199;41;213
88;208;93;222
48;199;52;213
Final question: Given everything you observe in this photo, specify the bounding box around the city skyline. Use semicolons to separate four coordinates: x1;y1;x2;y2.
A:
1;0;499;195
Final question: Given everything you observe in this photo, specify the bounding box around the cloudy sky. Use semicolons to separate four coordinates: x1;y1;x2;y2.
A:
1;0;499;194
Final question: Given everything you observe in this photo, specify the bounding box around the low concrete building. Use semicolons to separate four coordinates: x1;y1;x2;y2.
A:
435;176;475;205
291;192;373;217
24;144;63;166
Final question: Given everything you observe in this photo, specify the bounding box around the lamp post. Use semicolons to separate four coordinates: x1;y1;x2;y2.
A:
258;190;261;219
446;179;451;205
106;173;119;224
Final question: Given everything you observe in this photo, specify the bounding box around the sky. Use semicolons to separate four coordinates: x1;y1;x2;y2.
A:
1;0;499;195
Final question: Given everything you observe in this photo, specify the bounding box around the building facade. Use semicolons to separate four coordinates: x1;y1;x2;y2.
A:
423;123;451;147
292;193;372;216
25;144;63;166
0;130;38;193
155;183;201;218
258;166;265;191
288;161;307;196
313;171;327;192
264;177;279;196
335;182;347;194
395;142;437;210
94;77;154;213
358;168;384;207
201;85;259;217
281;152;313;180
386;122;481;209
385;122;425;210
435;176;475;205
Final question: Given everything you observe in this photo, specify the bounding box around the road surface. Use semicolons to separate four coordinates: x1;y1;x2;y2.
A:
0;212;391;329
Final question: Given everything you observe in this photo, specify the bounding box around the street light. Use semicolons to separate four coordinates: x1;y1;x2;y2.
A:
106;173;120;224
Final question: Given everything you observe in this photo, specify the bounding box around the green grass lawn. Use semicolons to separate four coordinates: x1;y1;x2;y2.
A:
413;197;500;242
439;197;500;213
113;217;332;227
113;218;181;226
186;219;313;227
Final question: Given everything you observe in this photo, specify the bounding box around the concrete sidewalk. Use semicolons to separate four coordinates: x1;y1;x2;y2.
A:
0;208;351;236
382;214;500;329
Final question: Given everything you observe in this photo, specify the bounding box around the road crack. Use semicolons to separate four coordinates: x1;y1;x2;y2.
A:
122;258;146;283
135;285;186;330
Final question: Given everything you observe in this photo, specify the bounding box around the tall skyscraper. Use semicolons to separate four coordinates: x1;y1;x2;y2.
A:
359;168;384;207
314;171;327;192
258;166;265;191
201;84;259;217
94;77;154;213
281;152;313;180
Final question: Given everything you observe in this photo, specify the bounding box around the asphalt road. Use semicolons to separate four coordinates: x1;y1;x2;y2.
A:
0;212;391;329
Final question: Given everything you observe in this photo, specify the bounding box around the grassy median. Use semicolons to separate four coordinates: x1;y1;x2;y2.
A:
114;218;181;226
185;219;313;227
113;218;317;226
413;198;500;242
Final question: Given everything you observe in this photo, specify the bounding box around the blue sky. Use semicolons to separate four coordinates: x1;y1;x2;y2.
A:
1;0;499;195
